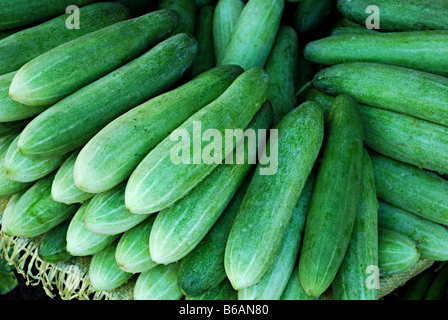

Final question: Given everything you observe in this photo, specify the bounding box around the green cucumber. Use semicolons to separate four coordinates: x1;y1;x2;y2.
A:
125;67;269;214
1;173;78;237
74;65;242;194
0;119;28;138
149;103;272;265
313;62;448;127
65;200;119;257
400;266;435;300
265;26;299;124
280;264;318;300
332;149;379;300
370;152;448;226
1;191;27;226
378;228;420;276
293;0;335;35
133;263;183;300
89;241;133;292
38;219;72;264
17;33;198;160
219;0;284;70
185;279;237;300
83;182;150;236
158;0;196;35
423;265;448;300
0;2;130;75
115;216;157;273
225;101;324;290
330;26;378;36
299;95;364;297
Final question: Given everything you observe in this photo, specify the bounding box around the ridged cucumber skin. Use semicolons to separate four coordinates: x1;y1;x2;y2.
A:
370;152;448;226
423;265;448;300
3;134;66;183
1;173;79;238
293;0;334;35
400;266;435;300
115;216;157;273
378;201;448;261
299;95;364;298
0;119;28;138
225;101;324;290
134;263;183;300
38;219;72;264
238;171;315;300
51;149;94;205
10;9;179;107
74;65;243;194
17;33;198;160
305;31;448;77
313;62;448;127
89;241;133;292
158;0;196;35
125;67;270;214
332;149;379;301
330;26;378;36
0;2;130;75
265;26;299;125
219;0;284;70
83;182;150;236
177;176;250;298
185;279;237;300
65;200;119;257
337;0;448;32
149;104;272;265
213;0;244;65
280;265;318;300
378;228;420;276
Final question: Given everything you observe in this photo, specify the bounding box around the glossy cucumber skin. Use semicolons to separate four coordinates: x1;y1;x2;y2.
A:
280;264;318;301
134;263;183;300
332;149;379;300
10;9;179;107
0;2;130;75
0;119;29;138
125;67;270;214
185;279;237;300
158;0;196;35
18;33;198;160
299;95;364;297
74;65;243;194
423;265;448;300
293;0;334;35
38;219;72;264
225;101;324;290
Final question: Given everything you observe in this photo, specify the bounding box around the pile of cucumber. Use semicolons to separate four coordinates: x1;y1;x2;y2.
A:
1;0;448;301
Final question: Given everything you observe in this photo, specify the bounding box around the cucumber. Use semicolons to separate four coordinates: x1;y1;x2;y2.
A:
115;216;157;273
378;228;420;276
83;182;150;236
1;191;27;227
0;2;130;75
330;26;378;36
133;263;183;300
225;101;324;290
1;173;79;237
293;0;335;35
400;266;435;300
313;62;448;127
17;33;198;160
238;170;315;300
65;200;119;257
332;149;379;300
125;67;270;214
0;28;22;41
423;265;448;300
370;152;448;226
74;65;242;194
0;119;29;138
89;241;133;292
212;0;244;65
185;279;237;300
149;103;272;265
219;0;284;70
337;0;448;32
299;95;364;297
265;26;299;124
3;134;66;183
280;264;318;300
38;219;72;264
158;0;196;35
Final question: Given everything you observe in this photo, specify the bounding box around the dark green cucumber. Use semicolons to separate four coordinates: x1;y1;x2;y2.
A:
280;264;318;301
330;26;378;36
293;0;335;35
158;0;196;35
38;219;72;264
0;119;29;138
185;279;237;300
196;0;217;7
400;266;435;300
423;265;448;300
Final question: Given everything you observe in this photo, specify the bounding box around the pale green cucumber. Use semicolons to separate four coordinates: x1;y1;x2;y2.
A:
74;65;242;194
332;149;379;300
125;67;270;214
219;0;284;70
225;101;324;290
370;151;448;226
330;26;378;36
265;26;299;124
293;0;334;35
133;263;183;300
11;9;179;107
65;200;119;257
158;0;196;35
378;228;420;276
0;2;130;75
18;33;198;160
0;119;28;138
280;265;319;300
149;103;272;265
2;173;78;237
1;191;26;226
83;182;150;236
38;219;72;264
115;216;157;273
299;95;364;297
185;279;237;300
89;241;133;292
